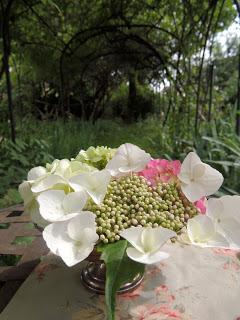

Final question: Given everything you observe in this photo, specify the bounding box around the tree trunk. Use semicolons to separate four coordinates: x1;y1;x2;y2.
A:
1;0;16;142
236;45;240;135
194;0;218;135
127;70;137;121
208;62;214;122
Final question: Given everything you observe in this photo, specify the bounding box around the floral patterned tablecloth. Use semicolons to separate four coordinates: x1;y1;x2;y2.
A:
1;242;240;320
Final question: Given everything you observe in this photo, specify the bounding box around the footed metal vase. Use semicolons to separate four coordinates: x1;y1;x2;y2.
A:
81;251;143;294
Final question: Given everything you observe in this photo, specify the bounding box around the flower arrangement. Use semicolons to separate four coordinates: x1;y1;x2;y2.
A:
19;143;240;320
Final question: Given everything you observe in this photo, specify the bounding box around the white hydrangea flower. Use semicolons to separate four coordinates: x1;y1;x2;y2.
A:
186;215;229;248
27;166;48;181
43;212;99;267
20;159;96;227
120;226;176;264
31;159;97;193
206;196;240;248
106;143;151;177
178;152;223;202
31;174;68;193
69;169;111;205
37;189;88;222
63;160;97;179
18;181;48;228
186;196;240;249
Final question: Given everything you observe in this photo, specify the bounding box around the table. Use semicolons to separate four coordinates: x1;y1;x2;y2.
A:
0;205;48;312
1;242;240;320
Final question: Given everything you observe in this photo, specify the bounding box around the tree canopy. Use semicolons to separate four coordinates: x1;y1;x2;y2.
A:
0;0;238;131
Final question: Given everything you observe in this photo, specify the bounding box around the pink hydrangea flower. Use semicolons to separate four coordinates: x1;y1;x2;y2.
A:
139;159;181;186
194;197;207;214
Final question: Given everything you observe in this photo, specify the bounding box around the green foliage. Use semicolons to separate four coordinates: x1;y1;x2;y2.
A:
12;236;35;245
1;115;240;208
18;119;98;159
0;254;22;267
109;81;155;119
108;83;128;118
0;188;22;208
101;240;145;320
0;0;237;123
0;223;10;229
0;137;53;199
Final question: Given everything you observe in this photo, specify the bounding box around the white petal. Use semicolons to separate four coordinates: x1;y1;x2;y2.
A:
126;247;169;264
205;231;230;248
180;182;206;203
81;227;99;244
68;177;85;192
18;182;48;228
37;190;66;222
196;164;223;196
106;143;151;177
19;181;34;206
146;251;170;264
64;161;97;179
141;227;176;253
118;143;151;166
69;171;95;191
126;247;148;263
55;212;81;222
186;215;229;248
29;201;48;228
47;159;59;173
178;152;202;184
42;220;70;254
192;163;206;180
58;242;94;267
106;155;128;176
69;161;96;173
187;215;216;243
31;174;67;193
54;159;70;176
62;191;88;213
69;170;111;205
206;196;240;249
27;166;47;181
178;152;223;202
217;217;240;248
87;170;111;204
220;196;240;223
120;226;145;253
67;212;97;241
43;214;98;267
206;197;224;220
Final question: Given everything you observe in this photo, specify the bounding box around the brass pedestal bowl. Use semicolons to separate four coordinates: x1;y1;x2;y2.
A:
81;250;144;295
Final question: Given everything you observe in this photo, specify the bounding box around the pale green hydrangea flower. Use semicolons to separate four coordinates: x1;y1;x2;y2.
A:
76;146;116;169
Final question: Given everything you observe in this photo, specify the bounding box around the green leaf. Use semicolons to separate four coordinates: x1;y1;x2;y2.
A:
95;242;108;253
221;186;239;195
101;240;145;320
203;136;240;157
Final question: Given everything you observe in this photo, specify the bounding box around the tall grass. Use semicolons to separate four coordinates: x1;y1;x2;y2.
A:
0;116;240;207
16;117;194;159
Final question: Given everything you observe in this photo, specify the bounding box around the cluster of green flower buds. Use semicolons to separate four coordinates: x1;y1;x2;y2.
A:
85;174;199;243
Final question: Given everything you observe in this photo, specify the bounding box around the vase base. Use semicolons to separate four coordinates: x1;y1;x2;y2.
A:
81;262;143;295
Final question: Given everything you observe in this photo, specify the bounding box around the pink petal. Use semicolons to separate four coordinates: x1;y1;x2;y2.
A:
138;158;182;186
159;174;171;183
169;160;181;175
194;197;207;214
